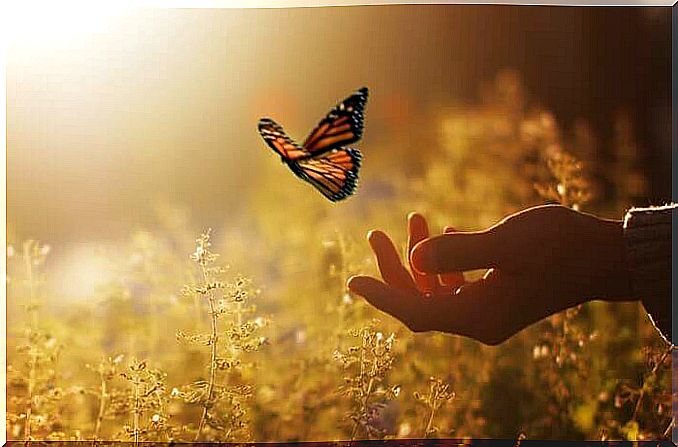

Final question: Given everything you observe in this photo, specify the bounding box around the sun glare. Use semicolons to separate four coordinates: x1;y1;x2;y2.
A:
4;2;132;49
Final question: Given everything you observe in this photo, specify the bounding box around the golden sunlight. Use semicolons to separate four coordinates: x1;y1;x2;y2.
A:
4;1;130;49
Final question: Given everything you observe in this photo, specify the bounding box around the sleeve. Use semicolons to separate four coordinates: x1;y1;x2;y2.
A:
623;204;674;345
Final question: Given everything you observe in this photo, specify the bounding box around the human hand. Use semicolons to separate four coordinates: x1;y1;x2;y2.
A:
348;205;631;345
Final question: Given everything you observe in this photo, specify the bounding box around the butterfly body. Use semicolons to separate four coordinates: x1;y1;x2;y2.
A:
257;87;368;202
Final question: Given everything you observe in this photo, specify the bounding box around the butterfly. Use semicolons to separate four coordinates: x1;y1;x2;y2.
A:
257;87;368;202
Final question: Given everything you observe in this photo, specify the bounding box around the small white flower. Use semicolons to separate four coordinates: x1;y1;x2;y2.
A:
540;345;549;357
556;183;566;196
376;332;384;342
152;414;161;423
170;387;180;397
254;317;265;327
342;293;353;305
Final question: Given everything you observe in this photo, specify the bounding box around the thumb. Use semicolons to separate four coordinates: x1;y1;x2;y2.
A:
410;230;500;274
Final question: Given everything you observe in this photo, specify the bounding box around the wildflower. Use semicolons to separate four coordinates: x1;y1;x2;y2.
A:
170;387;180;398
151;414;161;423
392;385;401;397
614;395;623;408
342;292;353;305
194;245;204;259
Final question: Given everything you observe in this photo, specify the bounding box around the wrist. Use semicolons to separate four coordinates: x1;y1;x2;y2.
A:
594;217;633;301
622;205;673;343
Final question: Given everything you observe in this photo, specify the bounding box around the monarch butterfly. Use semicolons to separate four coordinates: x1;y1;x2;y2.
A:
257;87;368;202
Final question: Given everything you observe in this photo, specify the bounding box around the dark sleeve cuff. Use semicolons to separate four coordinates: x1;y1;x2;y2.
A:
623;204;674;345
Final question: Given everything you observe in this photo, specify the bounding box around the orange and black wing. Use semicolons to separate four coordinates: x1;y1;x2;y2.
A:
291;148;362;202
258;118;311;161
301;87;368;155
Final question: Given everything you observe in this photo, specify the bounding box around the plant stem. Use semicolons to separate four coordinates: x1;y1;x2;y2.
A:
352;351;376;442
424;406;437;439
351;376;374;441
662;417;675;439
424;389;438;439
630;343;675;423
133;380;140;445
195;265;219;442
24;352;36;441
350;334;368;441
93;374;107;440
23;244;36;441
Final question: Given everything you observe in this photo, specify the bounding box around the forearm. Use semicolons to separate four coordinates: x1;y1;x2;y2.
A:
623;204;674;344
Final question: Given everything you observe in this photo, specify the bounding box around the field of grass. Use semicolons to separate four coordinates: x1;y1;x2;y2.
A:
6;71;673;442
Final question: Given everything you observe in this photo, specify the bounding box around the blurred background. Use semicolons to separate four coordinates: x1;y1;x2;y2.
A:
6;6;673;442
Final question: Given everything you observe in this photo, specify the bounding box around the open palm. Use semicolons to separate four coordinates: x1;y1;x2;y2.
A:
347;213;473;336
347;206;630;345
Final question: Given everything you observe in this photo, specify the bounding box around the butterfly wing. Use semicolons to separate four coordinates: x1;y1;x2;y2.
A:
258;118;312;161
301;87;368;155
290;148;362;202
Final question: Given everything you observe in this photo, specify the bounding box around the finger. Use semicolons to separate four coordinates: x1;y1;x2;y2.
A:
407;213;440;295
368;230;418;292
347;275;420;325
439;226;466;288
410;229;500;274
